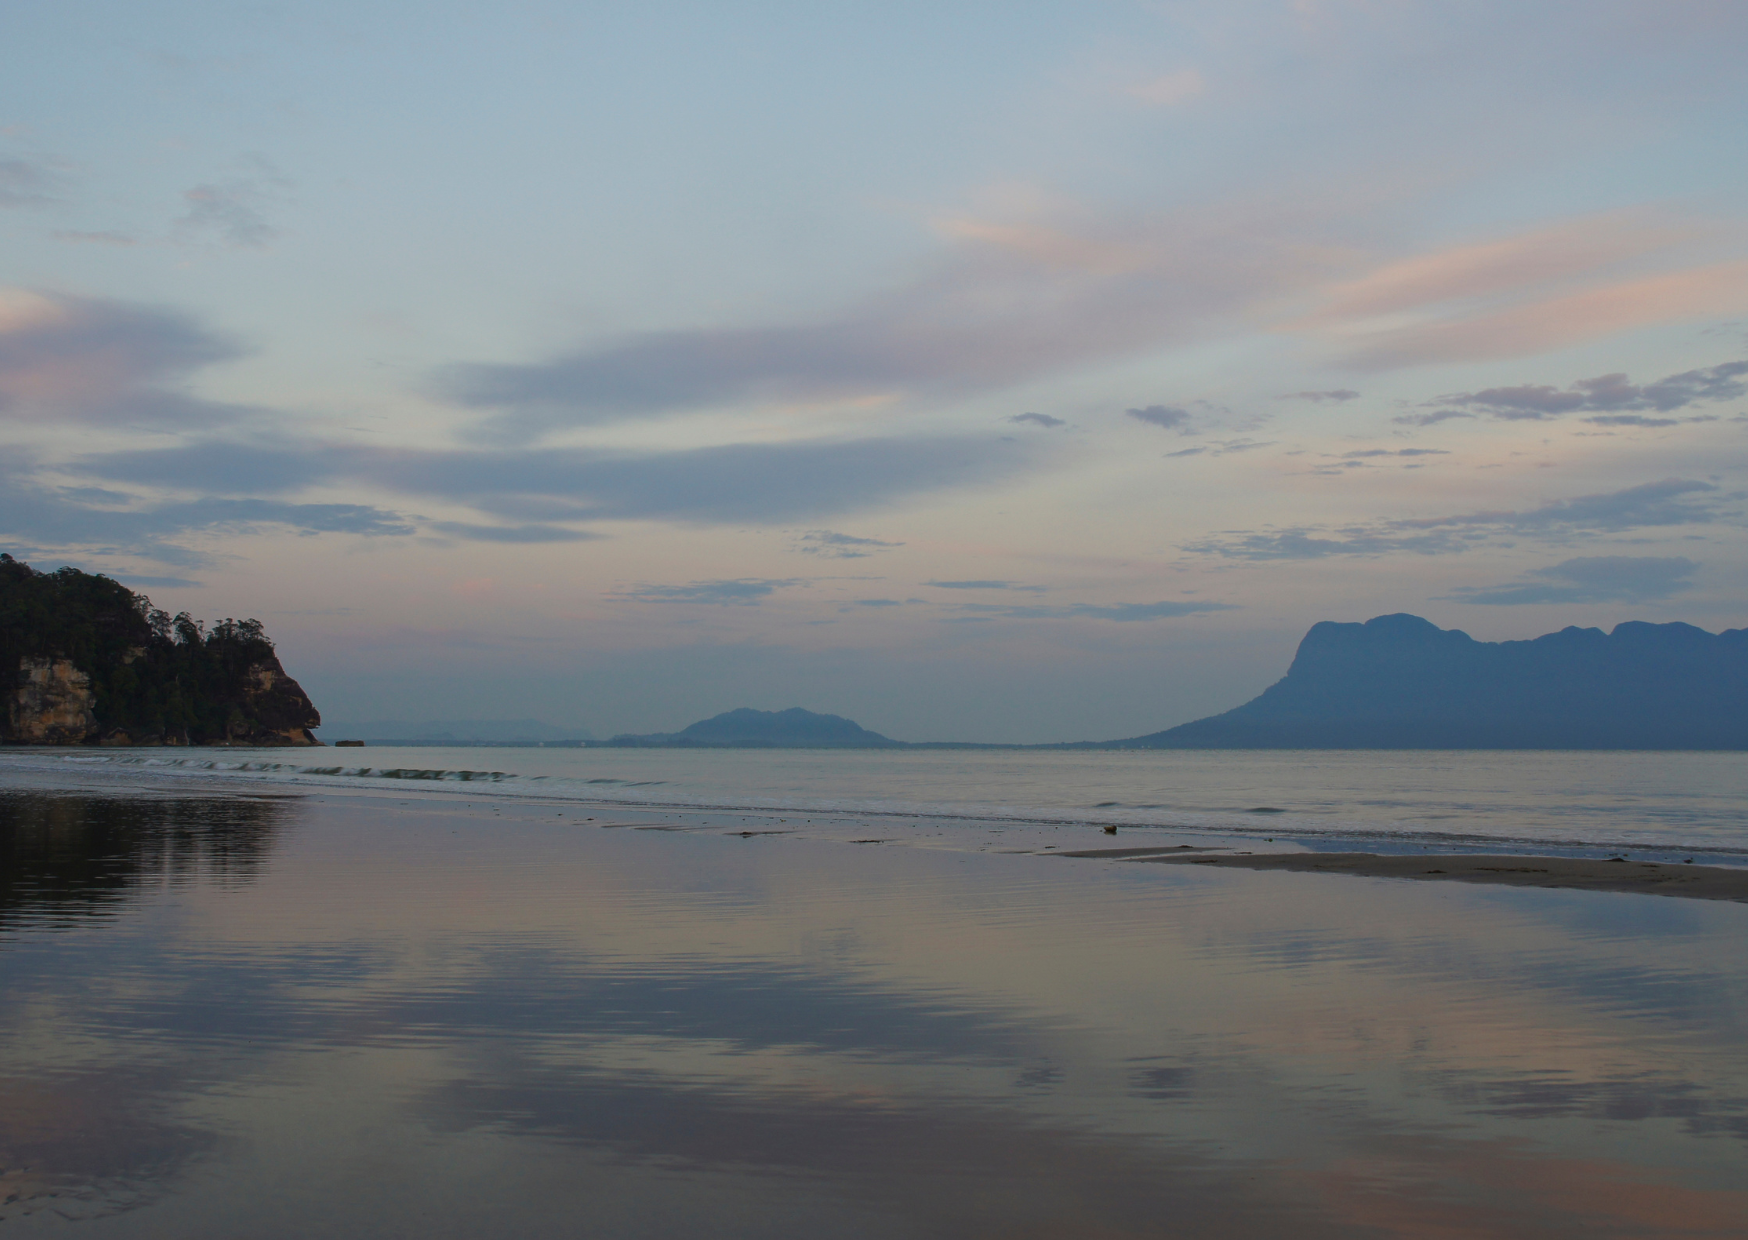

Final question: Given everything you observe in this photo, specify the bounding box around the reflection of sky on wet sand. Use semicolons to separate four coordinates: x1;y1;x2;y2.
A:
1;793;1745;1237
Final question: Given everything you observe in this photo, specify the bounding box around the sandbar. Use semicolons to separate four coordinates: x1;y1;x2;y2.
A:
1130;850;1748;902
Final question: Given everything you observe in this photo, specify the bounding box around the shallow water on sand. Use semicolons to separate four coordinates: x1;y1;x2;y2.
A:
2;788;1745;1238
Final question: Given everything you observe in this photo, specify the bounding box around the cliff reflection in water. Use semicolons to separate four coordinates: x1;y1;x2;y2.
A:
0;792;290;927
1;794;1745;1237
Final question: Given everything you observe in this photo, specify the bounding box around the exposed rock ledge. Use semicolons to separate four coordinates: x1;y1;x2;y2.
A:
9;657;97;744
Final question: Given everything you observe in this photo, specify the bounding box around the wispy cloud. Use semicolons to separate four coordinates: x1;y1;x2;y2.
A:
174;173;287;249
1443;556;1700;606
431;207;1348;442
956;599;1237;621
1280;389;1359;403
925;580;1048;592
1423;360;1748;420
0;289;250;427
425;521;602;544
792;529;904;558
609;578;805;605
1186;479;1731;560
412;207;1738;444
28;559;205;590
1165;437;1273;459
78;433;1047;526
0;157;61;208
1339;260;1748;369
1392;410;1476;427
1127;404;1192;430
1304;217;1689;325
1008;412;1065;428
1584;414;1694;428
112;574;204;589
0;463;416;568
1287;211;1748;368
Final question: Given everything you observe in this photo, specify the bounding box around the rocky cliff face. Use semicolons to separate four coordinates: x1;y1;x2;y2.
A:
235;659;322;746
7;653;322;746
9;657;98;744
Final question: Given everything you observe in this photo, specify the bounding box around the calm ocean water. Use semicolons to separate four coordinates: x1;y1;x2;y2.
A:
2;745;1746;856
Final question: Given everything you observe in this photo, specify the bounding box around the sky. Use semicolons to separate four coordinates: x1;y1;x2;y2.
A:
3;0;1746;742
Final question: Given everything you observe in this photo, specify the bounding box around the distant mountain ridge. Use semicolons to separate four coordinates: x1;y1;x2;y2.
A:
590;615;1747;751
1107;613;1748;750
605;707;900;748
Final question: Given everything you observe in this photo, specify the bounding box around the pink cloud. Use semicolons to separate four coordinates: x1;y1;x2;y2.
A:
1301;214;1697;324
0;288;245;425
1340;258;1748;368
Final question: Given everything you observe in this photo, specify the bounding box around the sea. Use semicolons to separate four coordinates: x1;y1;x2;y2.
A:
3;746;1746;1236
1;744;1745;861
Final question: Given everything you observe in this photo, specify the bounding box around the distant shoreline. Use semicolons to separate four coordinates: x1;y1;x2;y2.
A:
318;738;1748;752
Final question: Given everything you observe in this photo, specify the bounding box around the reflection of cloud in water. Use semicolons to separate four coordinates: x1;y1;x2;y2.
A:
1419;1066;1748;1137
0;1066;211;1223
1308;1137;1748;1239
414;1064;1354;1238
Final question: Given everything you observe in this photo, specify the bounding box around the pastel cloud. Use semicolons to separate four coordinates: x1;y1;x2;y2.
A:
1285;211;1748;368
1340;259;1748;369
925;580;1046;592
609;579;806;605
434;208;1346;442
1186;479;1729;560
0;400;1051;565
0;157;60;208
1445;556;1701;606
72;432;1047;532
1424;360;1748;420
792;530;904;558
175;177;285;250
954;599;1237;621
0;289;249;427
0;456;414;569
1304;216;1690;324
1127;404;1193;430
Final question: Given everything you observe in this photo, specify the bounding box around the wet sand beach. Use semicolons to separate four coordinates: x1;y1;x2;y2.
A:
1060;846;1748;901
2;780;1746;1238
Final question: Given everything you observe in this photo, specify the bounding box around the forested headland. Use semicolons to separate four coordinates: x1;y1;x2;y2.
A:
1;554;321;746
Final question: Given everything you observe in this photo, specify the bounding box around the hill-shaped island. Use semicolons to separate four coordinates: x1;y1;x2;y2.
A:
604;707;901;748
1106;613;1748;750
2;555;321;746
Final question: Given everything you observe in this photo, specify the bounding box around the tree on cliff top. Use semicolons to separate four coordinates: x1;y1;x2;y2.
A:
1;554;308;744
